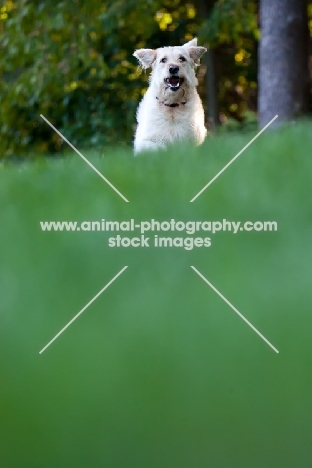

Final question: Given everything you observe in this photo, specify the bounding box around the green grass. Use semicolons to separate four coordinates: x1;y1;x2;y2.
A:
1;121;312;467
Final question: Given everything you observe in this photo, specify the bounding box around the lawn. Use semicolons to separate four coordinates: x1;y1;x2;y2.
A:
0;121;312;467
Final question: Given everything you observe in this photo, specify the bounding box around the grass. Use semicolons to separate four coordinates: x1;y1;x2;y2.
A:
1;121;312;467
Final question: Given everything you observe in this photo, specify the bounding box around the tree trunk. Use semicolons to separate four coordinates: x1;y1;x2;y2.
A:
258;0;309;127
197;0;220;129
204;48;219;130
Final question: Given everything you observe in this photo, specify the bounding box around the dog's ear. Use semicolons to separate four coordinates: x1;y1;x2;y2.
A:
183;38;198;48
188;46;207;65
133;49;156;69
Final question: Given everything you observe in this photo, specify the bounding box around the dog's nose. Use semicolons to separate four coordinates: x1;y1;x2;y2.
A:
169;65;179;75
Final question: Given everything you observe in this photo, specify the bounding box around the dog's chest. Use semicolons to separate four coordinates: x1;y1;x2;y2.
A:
153;106;194;141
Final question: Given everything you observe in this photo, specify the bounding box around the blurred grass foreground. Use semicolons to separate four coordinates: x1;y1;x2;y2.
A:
0;122;312;467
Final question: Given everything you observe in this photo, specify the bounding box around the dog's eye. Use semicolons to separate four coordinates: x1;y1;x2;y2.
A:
179;56;186;62
160;57;167;63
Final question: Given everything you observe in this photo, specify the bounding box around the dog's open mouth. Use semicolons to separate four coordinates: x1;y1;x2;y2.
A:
165;77;184;91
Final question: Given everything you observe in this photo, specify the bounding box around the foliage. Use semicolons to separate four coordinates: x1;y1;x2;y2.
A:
199;0;259;46
0;0;158;156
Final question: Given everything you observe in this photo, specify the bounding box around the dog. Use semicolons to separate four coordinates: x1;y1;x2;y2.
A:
133;38;207;154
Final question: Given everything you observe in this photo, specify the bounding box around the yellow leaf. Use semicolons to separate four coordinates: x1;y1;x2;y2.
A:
186;6;196;19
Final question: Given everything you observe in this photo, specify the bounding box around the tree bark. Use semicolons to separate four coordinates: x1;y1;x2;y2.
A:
204;48;219;130
258;0;309;127
197;0;220;129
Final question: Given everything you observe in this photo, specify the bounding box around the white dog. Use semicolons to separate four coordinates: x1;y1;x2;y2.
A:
133;38;207;154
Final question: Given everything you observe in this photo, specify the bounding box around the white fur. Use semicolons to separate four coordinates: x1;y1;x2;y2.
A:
133;38;207;154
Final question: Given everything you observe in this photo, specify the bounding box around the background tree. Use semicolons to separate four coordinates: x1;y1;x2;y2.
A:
259;0;310;126
199;0;260;127
196;0;219;129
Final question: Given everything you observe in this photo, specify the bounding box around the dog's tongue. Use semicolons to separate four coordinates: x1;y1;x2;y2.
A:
169;77;179;86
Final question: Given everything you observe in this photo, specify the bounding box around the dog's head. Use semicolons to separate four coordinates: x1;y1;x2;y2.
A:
133;38;206;103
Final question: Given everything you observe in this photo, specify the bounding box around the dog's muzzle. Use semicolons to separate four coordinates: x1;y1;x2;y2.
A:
164;76;184;92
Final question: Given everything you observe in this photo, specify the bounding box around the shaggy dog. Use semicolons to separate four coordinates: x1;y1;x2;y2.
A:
133;38;207;154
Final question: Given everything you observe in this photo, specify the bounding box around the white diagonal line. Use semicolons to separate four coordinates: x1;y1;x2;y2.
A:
40;114;129;203
190;115;278;202
191;266;279;353
39;266;128;354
